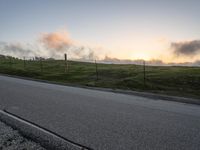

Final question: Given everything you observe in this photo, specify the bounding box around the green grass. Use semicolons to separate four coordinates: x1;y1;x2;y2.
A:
0;57;200;99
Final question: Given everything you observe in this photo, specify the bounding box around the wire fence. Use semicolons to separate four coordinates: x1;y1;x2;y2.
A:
0;54;147;86
0;54;200;98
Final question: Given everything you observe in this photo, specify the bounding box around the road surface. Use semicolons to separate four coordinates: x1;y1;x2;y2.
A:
0;75;200;150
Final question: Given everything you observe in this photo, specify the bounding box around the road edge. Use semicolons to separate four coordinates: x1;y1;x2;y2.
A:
0;109;91;150
0;73;200;105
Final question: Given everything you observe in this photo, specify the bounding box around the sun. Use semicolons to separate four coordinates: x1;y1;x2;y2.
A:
133;52;151;60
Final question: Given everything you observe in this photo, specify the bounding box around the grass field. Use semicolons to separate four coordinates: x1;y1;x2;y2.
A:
0;57;200;99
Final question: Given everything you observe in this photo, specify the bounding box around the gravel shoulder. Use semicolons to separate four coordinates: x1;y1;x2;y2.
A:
0;121;45;150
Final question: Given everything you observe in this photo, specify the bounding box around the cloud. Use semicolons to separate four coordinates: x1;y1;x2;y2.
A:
0;42;41;58
101;56;165;65
0;42;200;66
171;40;200;56
40;31;73;51
0;30;98;60
39;30;98;60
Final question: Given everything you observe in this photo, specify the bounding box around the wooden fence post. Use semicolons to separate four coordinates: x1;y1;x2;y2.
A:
23;57;26;69
40;58;43;72
95;59;99;80
143;60;146;87
64;53;68;73
9;57;12;68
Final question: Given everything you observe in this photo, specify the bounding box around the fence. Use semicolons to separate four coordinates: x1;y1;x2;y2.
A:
0;54;147;87
0;54;199;98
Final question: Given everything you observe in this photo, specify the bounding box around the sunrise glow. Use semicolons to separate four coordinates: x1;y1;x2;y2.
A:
0;0;200;64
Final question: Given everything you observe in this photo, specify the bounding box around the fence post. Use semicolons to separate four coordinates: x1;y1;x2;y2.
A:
95;59;99;80
64;53;68;73
23;57;26;70
40;58;43;72
9;57;12;68
143;60;146;87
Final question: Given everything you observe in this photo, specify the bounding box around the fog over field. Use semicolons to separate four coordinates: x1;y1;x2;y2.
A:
0;31;200;66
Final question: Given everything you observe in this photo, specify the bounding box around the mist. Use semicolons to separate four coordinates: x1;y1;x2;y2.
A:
0;31;200;66
0;31;97;60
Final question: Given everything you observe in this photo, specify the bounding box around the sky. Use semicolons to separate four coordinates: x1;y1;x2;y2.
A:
0;0;200;63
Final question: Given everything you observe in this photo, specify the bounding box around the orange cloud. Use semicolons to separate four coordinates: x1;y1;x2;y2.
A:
40;31;73;51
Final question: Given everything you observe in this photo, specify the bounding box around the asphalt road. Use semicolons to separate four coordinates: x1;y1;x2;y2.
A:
0;75;200;150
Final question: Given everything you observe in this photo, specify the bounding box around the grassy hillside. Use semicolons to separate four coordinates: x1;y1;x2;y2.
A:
0;57;200;99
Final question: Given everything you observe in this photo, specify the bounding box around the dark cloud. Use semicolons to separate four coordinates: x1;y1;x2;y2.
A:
171;40;200;56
